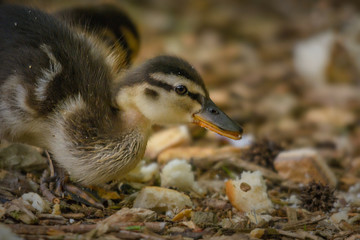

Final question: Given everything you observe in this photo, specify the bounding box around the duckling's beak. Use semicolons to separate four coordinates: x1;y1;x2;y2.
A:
193;98;243;140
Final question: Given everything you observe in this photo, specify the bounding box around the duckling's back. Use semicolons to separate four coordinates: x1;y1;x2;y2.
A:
0;5;116;146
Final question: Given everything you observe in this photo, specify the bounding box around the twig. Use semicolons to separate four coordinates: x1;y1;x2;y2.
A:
39;219;68;225
38;214;67;220
18;234;104;240
8;224;94;235
276;229;305;239
199;153;283;182
114;230;167;240
277;229;321;240
40;169;59;204
61;213;86;219
282;215;327;231
295;230;322;240
7;222;167;235
115;222;167;233
333;231;358;239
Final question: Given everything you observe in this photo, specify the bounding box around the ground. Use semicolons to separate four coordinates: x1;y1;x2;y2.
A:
1;0;360;239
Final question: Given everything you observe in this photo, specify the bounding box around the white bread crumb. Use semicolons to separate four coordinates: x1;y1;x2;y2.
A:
225;171;273;213
161;159;194;189
125;160;159;182
21;192;50;213
133;186;192;215
161;159;205;194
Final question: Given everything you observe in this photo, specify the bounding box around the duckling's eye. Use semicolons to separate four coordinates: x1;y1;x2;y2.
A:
175;85;188;95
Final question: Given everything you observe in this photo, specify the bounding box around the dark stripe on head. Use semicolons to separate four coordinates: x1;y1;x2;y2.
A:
116;56;209;100
148;76;204;105
187;92;203;104
144;56;208;97
148;77;173;91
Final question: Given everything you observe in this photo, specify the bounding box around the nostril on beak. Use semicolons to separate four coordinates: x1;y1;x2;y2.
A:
208;107;219;115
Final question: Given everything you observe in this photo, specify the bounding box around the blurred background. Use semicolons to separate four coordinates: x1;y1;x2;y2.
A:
3;0;360;179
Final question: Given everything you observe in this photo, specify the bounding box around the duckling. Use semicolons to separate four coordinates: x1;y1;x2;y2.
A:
0;5;242;186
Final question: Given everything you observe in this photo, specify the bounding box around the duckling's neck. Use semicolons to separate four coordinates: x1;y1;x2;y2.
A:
119;107;151;135
115;85;152;133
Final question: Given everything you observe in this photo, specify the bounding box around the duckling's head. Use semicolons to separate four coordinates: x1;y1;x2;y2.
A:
116;56;243;140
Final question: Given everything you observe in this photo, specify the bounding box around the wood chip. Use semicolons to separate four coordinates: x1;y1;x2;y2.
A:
286;207;298;223
274;148;337;186
157;146;240;164
61;213;85;219
145;126;191;159
281;215;327;231
172;209;192;222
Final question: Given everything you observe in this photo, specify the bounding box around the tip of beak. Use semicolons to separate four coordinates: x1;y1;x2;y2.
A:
231;131;243;140
220;124;243;140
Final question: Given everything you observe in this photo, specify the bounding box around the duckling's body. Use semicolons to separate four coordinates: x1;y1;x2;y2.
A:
0;5;146;184
0;5;242;186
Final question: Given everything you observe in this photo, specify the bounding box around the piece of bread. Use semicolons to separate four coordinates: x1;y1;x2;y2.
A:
225;171;273;213
133;187;192;215
161;159;195;190
125;160;159;182
160;159;205;194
